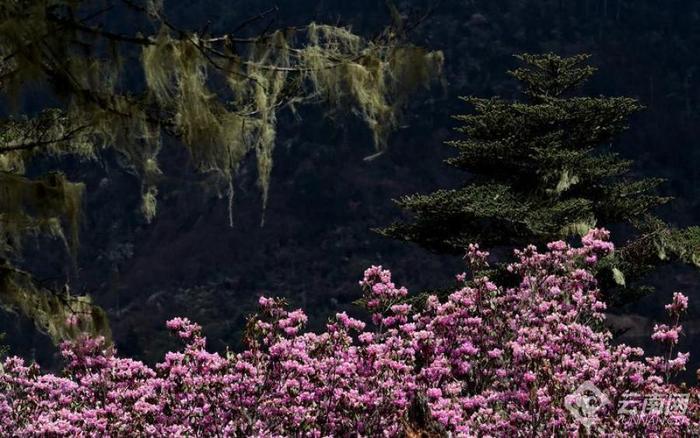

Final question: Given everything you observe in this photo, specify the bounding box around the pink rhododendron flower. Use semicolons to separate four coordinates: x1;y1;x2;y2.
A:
0;230;697;436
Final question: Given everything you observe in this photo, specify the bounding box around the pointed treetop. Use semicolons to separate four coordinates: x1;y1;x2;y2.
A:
509;53;597;99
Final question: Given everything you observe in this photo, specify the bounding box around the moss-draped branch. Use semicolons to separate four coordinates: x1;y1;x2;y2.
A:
0;0;442;343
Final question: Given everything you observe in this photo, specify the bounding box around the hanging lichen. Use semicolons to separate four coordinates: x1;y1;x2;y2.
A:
137;23;443;219
300;26;443;149
0;0;443;345
0;263;111;343
0;172;83;253
0;171;111;342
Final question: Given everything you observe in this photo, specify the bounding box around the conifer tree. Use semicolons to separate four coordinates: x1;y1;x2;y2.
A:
0;0;442;342
380;54;700;300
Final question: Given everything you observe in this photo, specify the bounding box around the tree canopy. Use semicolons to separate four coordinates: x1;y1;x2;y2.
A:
0;0;442;343
380;54;700;301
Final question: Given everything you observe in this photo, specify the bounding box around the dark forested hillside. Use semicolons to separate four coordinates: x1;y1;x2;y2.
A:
2;0;698;384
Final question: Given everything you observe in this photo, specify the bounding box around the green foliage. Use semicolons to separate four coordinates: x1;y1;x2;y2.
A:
380;53;700;300
0;0;441;344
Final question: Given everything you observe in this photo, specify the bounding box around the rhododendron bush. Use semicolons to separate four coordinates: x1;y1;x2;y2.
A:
0;230;698;436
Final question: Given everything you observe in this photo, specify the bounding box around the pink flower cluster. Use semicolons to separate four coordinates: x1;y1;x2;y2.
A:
0;230;697;436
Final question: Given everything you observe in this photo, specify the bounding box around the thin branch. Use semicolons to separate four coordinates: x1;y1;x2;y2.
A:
232;6;279;34
3;4;127;66
56;0;383;77
0;125;91;154
403;1;443;36
0;262;80;314
48;16;153;45
79;4;117;23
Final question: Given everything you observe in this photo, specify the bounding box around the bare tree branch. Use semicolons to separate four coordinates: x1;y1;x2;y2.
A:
0;125;90;154
232;6;280;34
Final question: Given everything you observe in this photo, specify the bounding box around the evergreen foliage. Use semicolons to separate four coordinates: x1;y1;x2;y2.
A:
0;0;441;343
380;54;700;300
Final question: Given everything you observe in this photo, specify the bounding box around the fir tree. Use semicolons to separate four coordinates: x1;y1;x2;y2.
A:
380;53;700;301
0;0;442;343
